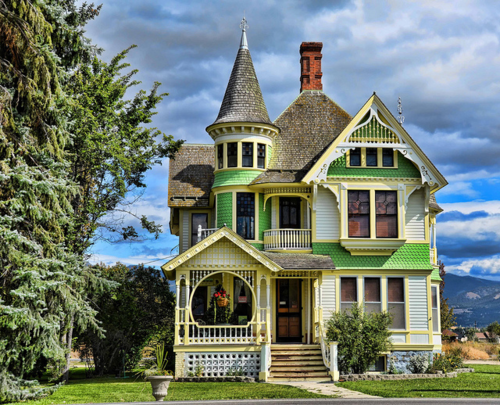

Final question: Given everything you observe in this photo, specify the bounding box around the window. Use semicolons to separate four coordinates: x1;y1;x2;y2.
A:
349;148;361;166
348;148;396;168
227;142;237;167
341;277;357;312
217;144;223;169
364;277;381;313
388;278;405;329
375;191;398;238
257;143;266;168
383;149;394;167
236;193;255;239
366;148;377;166
432;286;439;332
234;277;253;325
242;142;253;167
191;213;208;247
348;190;370;238
368;356;385;372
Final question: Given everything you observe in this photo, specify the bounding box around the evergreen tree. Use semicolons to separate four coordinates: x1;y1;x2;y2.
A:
439;262;456;331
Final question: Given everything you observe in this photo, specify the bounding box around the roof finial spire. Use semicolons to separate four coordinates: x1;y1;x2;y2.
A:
240;15;249;50
397;96;405;126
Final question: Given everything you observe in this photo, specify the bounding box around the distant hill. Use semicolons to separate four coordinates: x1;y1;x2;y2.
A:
444;273;500;327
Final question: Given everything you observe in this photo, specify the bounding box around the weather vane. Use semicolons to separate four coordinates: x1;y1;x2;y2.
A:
397;96;405;125
240;16;248;32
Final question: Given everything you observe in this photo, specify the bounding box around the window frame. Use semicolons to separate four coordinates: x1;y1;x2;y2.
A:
347;148;398;169
387;276;406;331
190;212;210;248
217;144;224;169
348;190;371;238
375;190;398;239
257;143;266;169
340;276;358;313
431;285;439;333
242;142;253;168
227;142;238;168
363;276;382;314
236;192;255;240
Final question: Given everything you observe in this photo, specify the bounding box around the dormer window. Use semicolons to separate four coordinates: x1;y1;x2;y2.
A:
227;142;237;167
242;142;253;167
382;149;394;167
257;144;266;168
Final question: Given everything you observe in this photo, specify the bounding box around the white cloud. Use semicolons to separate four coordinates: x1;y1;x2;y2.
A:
447;255;500;275
440;200;500;215
438;181;479;198
88;252;174;267
439;214;500;241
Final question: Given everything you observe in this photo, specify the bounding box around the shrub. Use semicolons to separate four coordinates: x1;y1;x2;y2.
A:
408;354;429;374
430;352;463;373
325;303;392;374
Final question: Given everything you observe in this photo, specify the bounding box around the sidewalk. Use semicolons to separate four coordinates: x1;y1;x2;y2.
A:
270;381;380;399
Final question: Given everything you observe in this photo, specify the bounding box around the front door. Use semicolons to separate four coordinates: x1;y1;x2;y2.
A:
276;279;302;342
279;197;301;229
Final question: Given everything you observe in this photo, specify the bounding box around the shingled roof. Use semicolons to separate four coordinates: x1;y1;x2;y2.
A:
263;252;335;270
429;194;444;212
211;42;272;126
250;91;352;185
168;144;214;207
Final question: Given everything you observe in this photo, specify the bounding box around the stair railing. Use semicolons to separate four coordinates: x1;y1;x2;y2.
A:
318;322;331;370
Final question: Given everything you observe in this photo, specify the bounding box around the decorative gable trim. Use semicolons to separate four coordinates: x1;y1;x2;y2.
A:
303;94;448;191
161;226;283;273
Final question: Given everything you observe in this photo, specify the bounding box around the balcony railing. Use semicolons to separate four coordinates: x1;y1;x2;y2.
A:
197;225;218;243
263;229;312;251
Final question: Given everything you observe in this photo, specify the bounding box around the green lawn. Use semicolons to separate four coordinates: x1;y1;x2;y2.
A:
337;364;500;398
7;369;329;404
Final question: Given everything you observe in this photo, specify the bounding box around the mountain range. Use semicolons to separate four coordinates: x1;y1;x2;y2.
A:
443;273;500;327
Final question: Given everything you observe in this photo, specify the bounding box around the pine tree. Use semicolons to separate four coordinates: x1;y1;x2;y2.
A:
0;1;107;400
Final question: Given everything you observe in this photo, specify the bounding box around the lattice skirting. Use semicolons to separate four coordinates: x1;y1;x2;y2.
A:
184;352;261;377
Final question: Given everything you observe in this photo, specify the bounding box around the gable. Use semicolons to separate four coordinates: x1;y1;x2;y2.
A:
181;239;260;267
303;94;447;191
161;226;282;272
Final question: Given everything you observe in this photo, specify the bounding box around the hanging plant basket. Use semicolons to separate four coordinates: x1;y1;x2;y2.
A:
217;298;229;307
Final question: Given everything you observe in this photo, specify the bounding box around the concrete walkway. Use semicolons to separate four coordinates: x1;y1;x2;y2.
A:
270;381;380;399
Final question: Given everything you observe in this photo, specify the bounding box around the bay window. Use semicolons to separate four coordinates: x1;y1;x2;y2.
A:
341;277;358;312
217;144;223;169
364;277;381;313
375;191;398;238
432;286;439;332
388;278;405;329
348;190;370;238
227;142;237;167
257;143;266;168
242;142;253;167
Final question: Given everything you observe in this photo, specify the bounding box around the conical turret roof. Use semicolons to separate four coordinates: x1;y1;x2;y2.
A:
211;23;272;126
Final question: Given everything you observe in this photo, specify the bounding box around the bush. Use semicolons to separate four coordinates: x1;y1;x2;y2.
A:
408;354;429;374
430;352;463;373
325;303;392;374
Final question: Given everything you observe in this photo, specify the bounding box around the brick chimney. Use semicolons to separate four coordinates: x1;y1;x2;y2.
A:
300;42;323;92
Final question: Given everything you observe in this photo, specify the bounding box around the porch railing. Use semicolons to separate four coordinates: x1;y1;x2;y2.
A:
186;322;260;345
263;229;312;251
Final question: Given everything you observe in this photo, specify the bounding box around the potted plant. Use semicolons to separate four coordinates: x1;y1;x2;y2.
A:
140;343;173;401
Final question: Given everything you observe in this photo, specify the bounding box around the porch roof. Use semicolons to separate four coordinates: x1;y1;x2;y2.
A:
262;252;335;270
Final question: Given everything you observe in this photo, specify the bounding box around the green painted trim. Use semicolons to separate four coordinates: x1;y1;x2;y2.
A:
216;192;233;228
251;243;264;251
259;194;271;241
312;242;433;270
327;151;421;178
431;268;442;281
212;170;262;188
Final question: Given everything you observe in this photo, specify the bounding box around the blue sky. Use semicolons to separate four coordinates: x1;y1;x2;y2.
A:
85;0;500;281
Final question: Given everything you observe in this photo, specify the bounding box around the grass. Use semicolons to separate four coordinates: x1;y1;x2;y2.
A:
336;364;500;398
6;369;329;404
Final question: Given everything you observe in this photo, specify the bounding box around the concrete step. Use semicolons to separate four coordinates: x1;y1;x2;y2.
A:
270;372;330;378
271;355;323;362
271;360;325;366
271;349;322;356
268;377;331;382
270;365;327;372
271;344;320;350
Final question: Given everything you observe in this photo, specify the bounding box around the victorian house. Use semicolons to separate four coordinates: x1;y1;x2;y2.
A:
162;21;446;381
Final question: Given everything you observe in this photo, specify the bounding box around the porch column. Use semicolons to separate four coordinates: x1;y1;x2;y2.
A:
175;282;180;345
266;280;271;343
256;282;261;344
307;278;311;344
184;281;190;345
319;281;323;325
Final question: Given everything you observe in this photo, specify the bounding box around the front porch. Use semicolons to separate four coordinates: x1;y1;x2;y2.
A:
163;227;338;381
